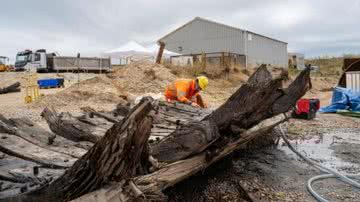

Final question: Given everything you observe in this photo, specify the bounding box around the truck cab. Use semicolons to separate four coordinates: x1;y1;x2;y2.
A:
15;49;47;72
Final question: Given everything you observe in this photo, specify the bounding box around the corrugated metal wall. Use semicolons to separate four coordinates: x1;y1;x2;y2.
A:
161;19;245;55
346;71;360;92
245;32;288;67
160;18;288;68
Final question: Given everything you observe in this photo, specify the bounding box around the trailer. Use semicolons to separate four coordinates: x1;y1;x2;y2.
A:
15;49;111;73
47;56;110;72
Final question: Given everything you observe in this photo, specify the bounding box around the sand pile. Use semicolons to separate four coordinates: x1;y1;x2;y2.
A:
31;62;177;109
31;75;126;109
30;61;251;110
108;61;177;96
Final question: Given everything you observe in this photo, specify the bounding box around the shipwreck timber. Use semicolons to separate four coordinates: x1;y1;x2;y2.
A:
0;65;311;201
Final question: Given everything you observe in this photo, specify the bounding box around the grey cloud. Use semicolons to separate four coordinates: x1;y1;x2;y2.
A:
1;0;360;62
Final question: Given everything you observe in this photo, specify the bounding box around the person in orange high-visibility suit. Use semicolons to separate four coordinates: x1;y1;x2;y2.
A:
165;76;209;108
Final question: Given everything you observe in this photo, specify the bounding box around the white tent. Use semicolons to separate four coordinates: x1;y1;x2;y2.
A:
103;41;179;65
105;41;151;56
146;44;179;57
104;41;154;65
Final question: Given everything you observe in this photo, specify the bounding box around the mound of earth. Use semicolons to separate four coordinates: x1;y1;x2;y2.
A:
30;61;253;110
31;62;177;109
108;61;177;96
31;76;126;109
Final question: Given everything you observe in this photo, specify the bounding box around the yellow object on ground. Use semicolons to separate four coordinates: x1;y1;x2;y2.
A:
0;65;7;72
24;73;40;103
25;96;32;103
0;56;9;72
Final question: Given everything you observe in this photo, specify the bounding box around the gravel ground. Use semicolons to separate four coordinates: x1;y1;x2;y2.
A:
168;113;360;202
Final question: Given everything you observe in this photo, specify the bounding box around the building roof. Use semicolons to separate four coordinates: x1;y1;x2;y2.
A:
158;17;287;44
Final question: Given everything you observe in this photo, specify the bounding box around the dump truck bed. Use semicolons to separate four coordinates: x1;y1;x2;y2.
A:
47;56;111;72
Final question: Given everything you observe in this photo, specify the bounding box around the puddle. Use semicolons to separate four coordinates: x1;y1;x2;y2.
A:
279;129;360;172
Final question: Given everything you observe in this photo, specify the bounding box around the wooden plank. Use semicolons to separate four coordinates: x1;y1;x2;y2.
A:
4;98;154;201
0;116;87;159
0;170;25;183
0;133;76;168
81;107;121;123
41;108;103;143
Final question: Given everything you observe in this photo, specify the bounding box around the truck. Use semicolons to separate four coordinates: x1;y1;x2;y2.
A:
14;49;111;73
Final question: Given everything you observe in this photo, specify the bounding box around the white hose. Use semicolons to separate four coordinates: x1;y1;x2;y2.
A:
279;126;360;202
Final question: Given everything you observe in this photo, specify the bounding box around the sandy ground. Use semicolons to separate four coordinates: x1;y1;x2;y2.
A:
0;73;106;124
305;75;339;106
1;66;359;201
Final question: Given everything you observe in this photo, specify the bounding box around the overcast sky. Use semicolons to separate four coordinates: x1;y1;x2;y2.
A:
1;0;360;62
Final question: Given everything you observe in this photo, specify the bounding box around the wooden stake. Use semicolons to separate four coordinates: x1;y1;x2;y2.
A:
156;42;165;64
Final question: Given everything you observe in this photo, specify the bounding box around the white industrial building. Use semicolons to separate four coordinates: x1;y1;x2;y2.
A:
157;17;288;68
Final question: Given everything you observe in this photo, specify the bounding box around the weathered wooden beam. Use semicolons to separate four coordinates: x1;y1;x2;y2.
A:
0;133;70;169
80;107;121;123
155;42;165;64
72;113;289;202
151;120;220;163
0;82;20;94
4;98;154;202
41;108;103;143
0;115;85;159
0;170;30;184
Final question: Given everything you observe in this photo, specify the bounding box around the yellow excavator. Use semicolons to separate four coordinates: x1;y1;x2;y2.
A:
0;56;9;72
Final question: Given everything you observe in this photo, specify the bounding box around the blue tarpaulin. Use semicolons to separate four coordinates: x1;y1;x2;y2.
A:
320;87;360;113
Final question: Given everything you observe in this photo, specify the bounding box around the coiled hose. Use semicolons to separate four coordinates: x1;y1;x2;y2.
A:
279;126;360;202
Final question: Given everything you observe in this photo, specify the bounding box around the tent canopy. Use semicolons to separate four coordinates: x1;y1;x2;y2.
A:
146;44;179;56
104;41;178;58
103;41;179;65
104;41;152;58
